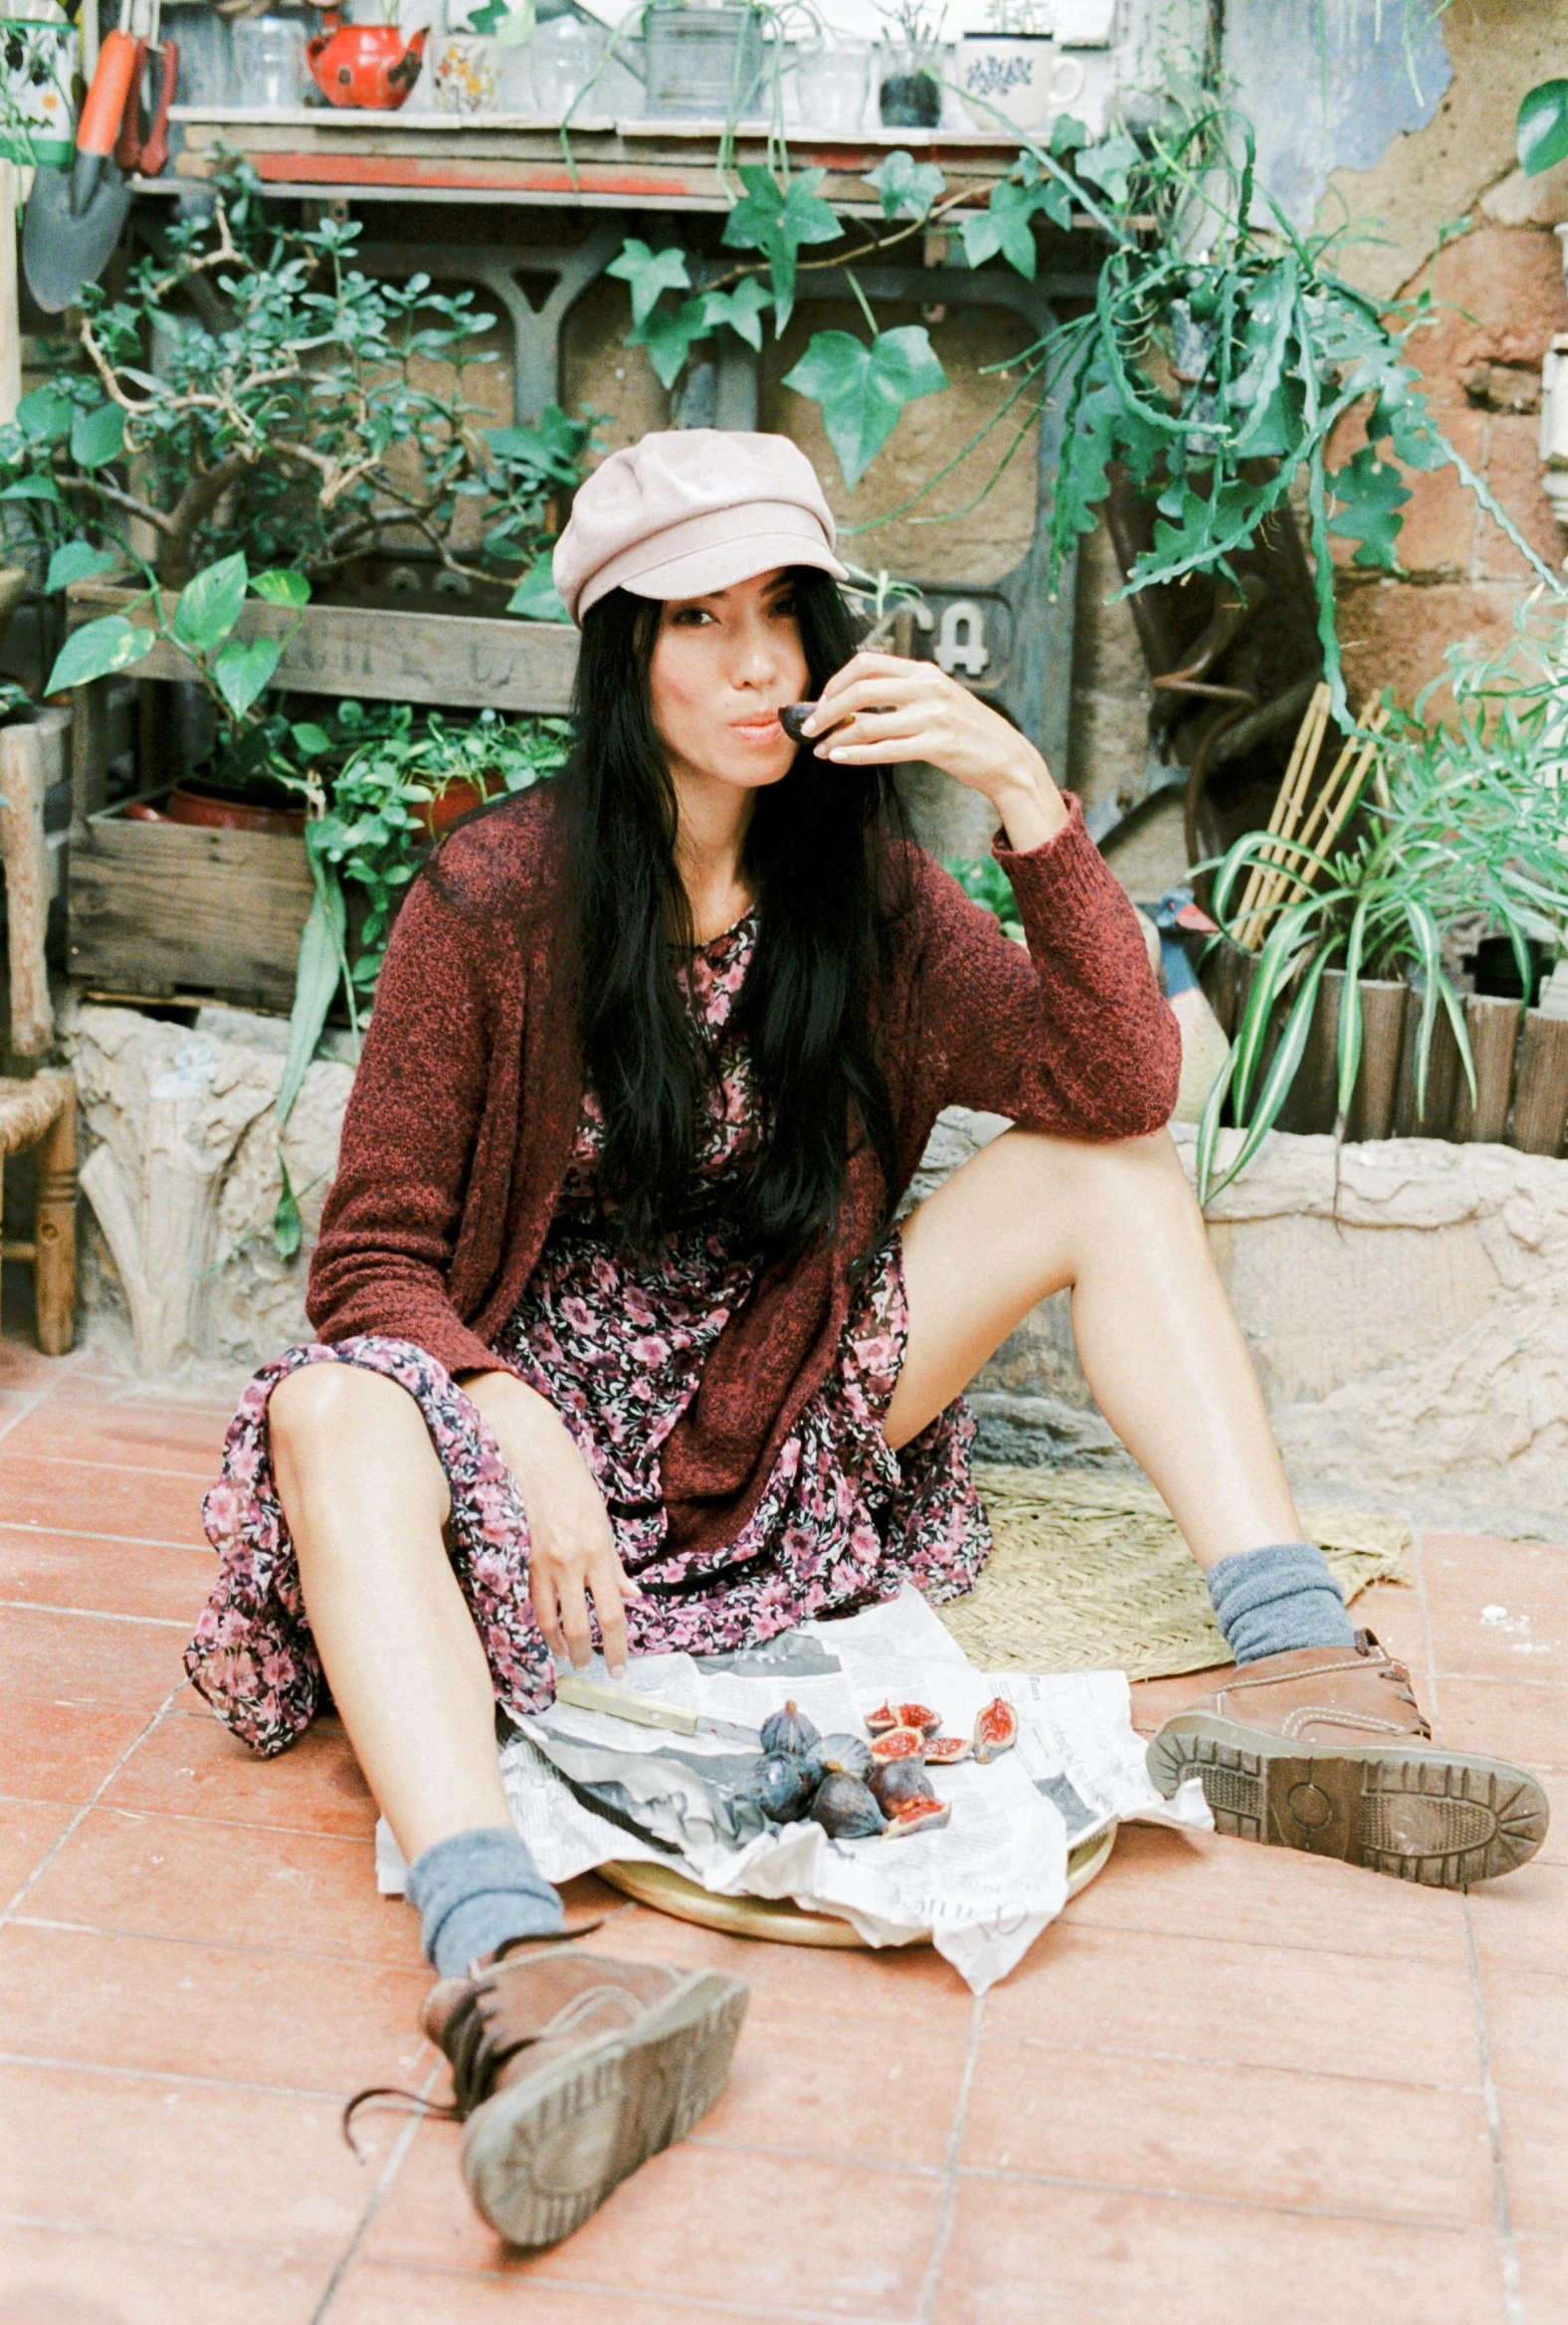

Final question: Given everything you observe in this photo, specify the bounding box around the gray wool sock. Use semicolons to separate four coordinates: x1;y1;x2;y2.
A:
405;1827;564;1978
1206;1540;1355;1664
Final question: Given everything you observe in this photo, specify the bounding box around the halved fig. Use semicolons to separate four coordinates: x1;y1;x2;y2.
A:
865;1700;942;1737
864;1703;899;1735
973;1695;1019;1763
924;1734;972;1766
883;1797;951;1838
868;1725;926;1763
869;1755;937;1814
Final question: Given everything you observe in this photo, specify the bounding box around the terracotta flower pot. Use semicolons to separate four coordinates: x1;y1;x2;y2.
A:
126;785;306;837
413;774;503;841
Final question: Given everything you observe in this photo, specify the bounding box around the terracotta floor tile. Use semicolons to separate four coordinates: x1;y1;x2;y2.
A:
581;1895;976;2026
694;1993;972;2170
102;1706;377;1840
1065;1818;1472;1964
1426;1595;1568;1683
328;2263;786;2323
0;1340;90;1393
0;1523;213;1625
1473;1960;1568;2099
1433;1676;1568;1771
982;1920;1481;2086
1351;1579;1433;1665
0;1921;429;2093
1515;2233;1568;2322
1494;2082;1568;2235
961;2039;1493;2226
365;2124;943;2315
1465;1854;1568;1974
930;2180;1508;2325
1424;1535;1568;1609
1;1397;229;1475
0;1453;207;1545
0;1696;154;1806
20;1803;417;1968
0;1796;79;1900
0;2057;388;2251
0;1603;189;1715
0;2222;333;2325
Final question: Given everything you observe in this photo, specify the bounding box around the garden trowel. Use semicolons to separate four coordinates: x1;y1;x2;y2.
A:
23;0;160;313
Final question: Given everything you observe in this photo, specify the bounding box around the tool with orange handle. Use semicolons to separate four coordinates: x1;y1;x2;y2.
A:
22;0;154;313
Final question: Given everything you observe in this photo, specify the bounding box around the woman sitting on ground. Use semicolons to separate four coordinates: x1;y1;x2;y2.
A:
187;430;1546;2252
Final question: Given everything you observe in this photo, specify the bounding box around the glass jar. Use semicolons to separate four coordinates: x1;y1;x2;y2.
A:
526;11;602;115
233;12;307;110
792;38;870;133
877;41;940;128
642;1;765;121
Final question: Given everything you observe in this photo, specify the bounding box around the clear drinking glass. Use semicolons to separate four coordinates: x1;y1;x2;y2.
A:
233;12;307;110
793;39;870;132
526;13;603;116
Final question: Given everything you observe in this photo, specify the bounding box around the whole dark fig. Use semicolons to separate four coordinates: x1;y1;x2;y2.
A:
760;1699;820;1758
816;1732;874;1783
869;1754;935;1815
748;1751;811;1822
809;1772;886;1839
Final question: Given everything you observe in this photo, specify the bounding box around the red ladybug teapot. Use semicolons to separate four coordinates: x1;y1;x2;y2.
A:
305;6;426;108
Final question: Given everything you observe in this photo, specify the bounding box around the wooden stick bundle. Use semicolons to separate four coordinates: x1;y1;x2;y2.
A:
1232;681;1330;945
1234;691;1386;949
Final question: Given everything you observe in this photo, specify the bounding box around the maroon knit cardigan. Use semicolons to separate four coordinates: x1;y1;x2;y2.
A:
308;784;1179;1564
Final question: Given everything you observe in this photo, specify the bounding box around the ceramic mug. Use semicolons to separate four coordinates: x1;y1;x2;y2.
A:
433;30;500;112
959;33;1085;133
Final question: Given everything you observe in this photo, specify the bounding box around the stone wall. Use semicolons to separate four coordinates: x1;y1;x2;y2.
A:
62;1004;1568;1539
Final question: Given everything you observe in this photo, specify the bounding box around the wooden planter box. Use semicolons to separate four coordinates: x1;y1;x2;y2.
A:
65;583;579;1009
1202;940;1568;1160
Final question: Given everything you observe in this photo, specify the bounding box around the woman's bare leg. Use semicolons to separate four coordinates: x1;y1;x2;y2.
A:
884;1126;1300;1570
269;1363;512;1862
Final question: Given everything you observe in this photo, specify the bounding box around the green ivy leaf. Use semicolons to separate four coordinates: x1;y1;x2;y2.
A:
250;567;311;607
699;278;774;351
959;179;1049;279
865;149;945;222
71;402;125;472
628;294;713;388
783;324;947;489
46;614;155;693
1517;78;1568;176
720;165;842;336
45;540;117;593
506;553;568;622
174;552;249;653
1;475;61;505
15;387;75;444
1326;446;1412;570
1076;129;1140;207
213;634;282;718
484;401;594;484
607;238;692;327
1048;111;1089;155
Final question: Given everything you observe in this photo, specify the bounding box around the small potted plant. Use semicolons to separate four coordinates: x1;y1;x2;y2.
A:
876;0;944;129
959;0;1084;135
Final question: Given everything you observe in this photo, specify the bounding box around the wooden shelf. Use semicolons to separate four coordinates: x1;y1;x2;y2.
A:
164;109;1032;210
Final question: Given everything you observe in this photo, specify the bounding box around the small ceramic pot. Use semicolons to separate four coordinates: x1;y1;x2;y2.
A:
433;31;500;113
127;785;305;836
959;33;1084;133
305;14;427;110
412;773;504;840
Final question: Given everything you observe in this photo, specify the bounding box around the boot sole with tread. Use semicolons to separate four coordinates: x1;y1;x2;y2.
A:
1146;1714;1548;1886
460;1967;749;2248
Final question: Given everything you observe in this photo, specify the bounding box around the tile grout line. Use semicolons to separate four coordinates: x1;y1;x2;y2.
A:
0;1450;226;1483
0;1683;187;1925
914;1986;986;2325
0;1384;54;1447
0;1521;210;1554
308;2059;445;2325
1415;1525;1529;2325
0;1597;192;1630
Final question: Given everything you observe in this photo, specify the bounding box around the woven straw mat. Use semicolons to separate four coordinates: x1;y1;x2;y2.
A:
935;1464;1411;1682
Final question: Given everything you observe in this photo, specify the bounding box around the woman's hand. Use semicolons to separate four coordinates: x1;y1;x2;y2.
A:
462;1370;638;1677
802;652;1070;852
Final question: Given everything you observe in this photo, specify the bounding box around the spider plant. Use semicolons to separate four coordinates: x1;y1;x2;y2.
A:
1195;624;1568;1204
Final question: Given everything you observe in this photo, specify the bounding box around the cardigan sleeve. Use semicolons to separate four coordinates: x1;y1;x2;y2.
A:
916;795;1180;1137
305;870;505;1377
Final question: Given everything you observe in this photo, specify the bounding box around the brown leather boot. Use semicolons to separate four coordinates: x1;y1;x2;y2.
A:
419;1927;748;2248
1146;1632;1548;1885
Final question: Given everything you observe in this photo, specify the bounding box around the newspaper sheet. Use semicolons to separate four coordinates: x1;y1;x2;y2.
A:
377;1585;1210;1995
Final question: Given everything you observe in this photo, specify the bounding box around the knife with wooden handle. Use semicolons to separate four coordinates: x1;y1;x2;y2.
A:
552;1673;760;1746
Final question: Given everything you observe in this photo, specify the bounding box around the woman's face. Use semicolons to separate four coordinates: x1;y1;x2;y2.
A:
648;567;810;797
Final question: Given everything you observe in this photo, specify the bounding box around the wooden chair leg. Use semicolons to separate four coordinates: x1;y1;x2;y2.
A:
33;1086;77;1356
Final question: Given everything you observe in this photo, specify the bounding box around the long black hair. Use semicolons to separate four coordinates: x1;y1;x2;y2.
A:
561;566;905;1257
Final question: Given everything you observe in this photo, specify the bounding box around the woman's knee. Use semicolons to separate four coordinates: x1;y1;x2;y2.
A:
269;1362;447;1508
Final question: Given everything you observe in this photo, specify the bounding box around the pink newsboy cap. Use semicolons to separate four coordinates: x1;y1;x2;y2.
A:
552;429;848;625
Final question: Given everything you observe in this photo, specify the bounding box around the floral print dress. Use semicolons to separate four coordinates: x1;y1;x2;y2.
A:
187;909;993;1756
